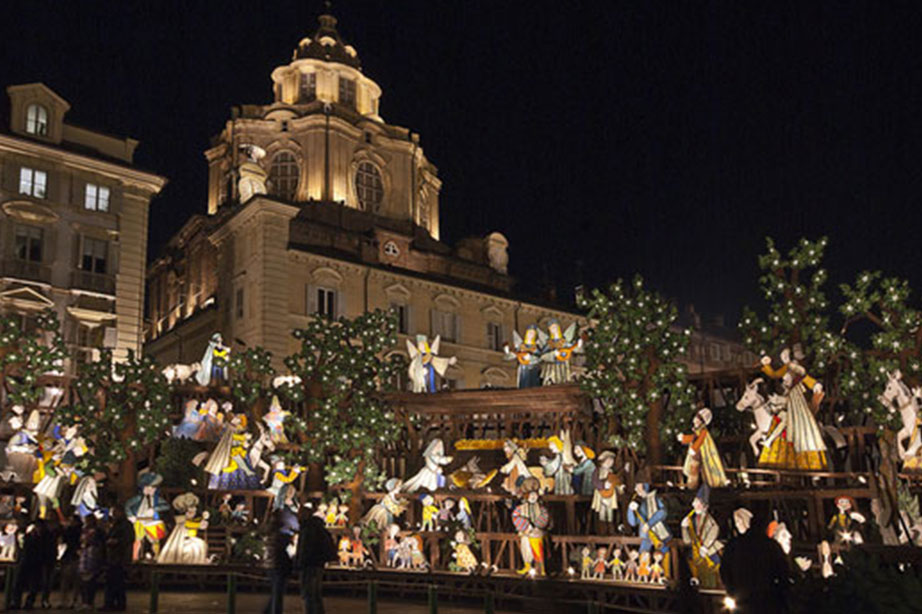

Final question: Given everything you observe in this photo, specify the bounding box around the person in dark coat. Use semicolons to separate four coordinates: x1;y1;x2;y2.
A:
9;519;45;611
263;510;295;614
296;506;337;614
102;506;133;611
57;515;83;609
720;512;792;614
37;515;59;609
78;514;106;610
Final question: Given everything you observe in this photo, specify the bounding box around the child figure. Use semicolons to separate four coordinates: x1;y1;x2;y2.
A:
592;546;609;580
349;525;367;567
452;530;478;573
0;524;16;561
580;546;593;579
385;524;401;567
623;549;640;582
218;494;233;522
650;551;666;584
409;535;427;570
335;504;349;529
337;535;351;566
437;499;456;529
316;502;329;526
638;552;651;583
231;503;249;524
420;494;438;532
397;536;413;569
610;546;625;581
455;497;473;530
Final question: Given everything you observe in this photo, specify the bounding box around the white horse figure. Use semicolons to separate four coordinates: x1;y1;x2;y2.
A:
736;378;787;457
879;370;921;460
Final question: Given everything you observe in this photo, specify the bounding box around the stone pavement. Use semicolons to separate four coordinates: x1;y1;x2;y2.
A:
9;592;511;613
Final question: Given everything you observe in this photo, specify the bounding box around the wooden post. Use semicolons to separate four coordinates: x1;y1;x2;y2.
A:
367;580;378;614
484;592;495;614
4;565;14;610
226;572;236;614
428;585;438;614
149;570;160;614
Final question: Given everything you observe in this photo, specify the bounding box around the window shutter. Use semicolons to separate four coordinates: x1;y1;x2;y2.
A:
453;312;461;344
430;309;438;337
405;304;413;335
103;326;118;348
307;284;317;315
485;323;491;349
336;288;345;319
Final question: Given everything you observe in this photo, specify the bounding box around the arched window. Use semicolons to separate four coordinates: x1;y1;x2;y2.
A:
355;161;383;211
269;151;299;201
26;104;48;136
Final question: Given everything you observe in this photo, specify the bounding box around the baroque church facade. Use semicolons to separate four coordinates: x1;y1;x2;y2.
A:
145;12;578;389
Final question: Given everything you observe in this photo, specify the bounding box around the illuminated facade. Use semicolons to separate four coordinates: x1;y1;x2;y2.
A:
0;83;166;366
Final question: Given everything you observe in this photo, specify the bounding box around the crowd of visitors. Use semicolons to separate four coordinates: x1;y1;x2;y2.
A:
1;500;337;613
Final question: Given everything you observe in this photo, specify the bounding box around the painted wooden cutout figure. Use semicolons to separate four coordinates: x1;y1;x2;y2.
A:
125;472;169;560
758;348;829;470
736;378;787;457
362;478;407;528
71;476;100;519
681;485;722;588
592;546;609;579
591;451;623;524
448;457;497;490
157;492;211;564
384;524;401;567
610;547;625;581
173;400;206;440
34;427;86;519
266;457;303;512
201;414;266;490
879;370;922;467
5;409;40;482
580;546;593;579
571;442;597;496
406;334;457;393
512;477;550;576
677;408;729;489
420;494;438;532
623;549;640;582
452;530;478;573
455;497;473;530
503;325;546;388
195;332;231;387
539;430;575;495
262;395;290;445
637;552;651;583
650;551;666;584
500;440;530;495
627;483;672;556
403;439;453;493
347;525;368;567
437;499;456;528
827;495;866;546
0;524;16;561
540;319;582;385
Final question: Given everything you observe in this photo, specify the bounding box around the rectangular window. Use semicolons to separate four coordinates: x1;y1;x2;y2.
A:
81;237;108;274
19;168;47;199
84;183;110;211
15;225;43;262
316;287;337;318
300;72;316;102
487;322;503;351
338;77;356;107
391;303;409;334
432;309;458;343
236;288;244;319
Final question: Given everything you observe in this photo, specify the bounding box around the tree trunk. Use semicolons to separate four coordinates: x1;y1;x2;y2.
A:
345;459;366;523
114;451;138;502
645;398;664;467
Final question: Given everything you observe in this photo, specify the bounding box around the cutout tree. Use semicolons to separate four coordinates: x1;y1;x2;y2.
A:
578;275;694;466
58;350;174;498
280;309;403;518
0;310;69;409
228;346;276;418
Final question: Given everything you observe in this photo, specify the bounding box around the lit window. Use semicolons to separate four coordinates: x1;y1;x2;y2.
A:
269;151;299;201
25;104;48;136
487;322;504;351
338;77;356;107
300;73;316;102
355;161;383;211
84;183;110;211
390;303;409;334
19;168;47;199
15;225;43;262
316;287;337;318
81;237;108;274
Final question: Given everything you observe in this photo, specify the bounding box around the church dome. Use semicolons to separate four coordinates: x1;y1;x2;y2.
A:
293;13;361;70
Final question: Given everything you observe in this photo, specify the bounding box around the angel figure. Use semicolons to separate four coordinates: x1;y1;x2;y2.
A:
539;431;575;495
362;478;408;528
540;319;583;385
406;334;457;393
503;325;546;388
676;407;729;489
262;395;290;445
403;439;453;492
758;348;829;470
157;492;211;565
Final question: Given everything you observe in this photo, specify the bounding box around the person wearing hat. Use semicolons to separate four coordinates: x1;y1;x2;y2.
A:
511;477;550;575
681;484;722;588
827;495;865;545
676;407;729;490
362;478;407;528
571;442;597;496
590;451;623;524
203;413;264;490
124;472;169;560
195;332;231;386
627;483;671;555
267;457;304;512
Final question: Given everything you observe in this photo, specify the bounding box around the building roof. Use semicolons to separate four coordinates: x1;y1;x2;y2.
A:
293;13;362;70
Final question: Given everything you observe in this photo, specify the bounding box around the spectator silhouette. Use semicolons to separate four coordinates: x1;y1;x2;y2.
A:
296;505;337;614
720;511;791;614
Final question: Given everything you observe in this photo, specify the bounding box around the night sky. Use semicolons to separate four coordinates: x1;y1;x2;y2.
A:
3;1;921;322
